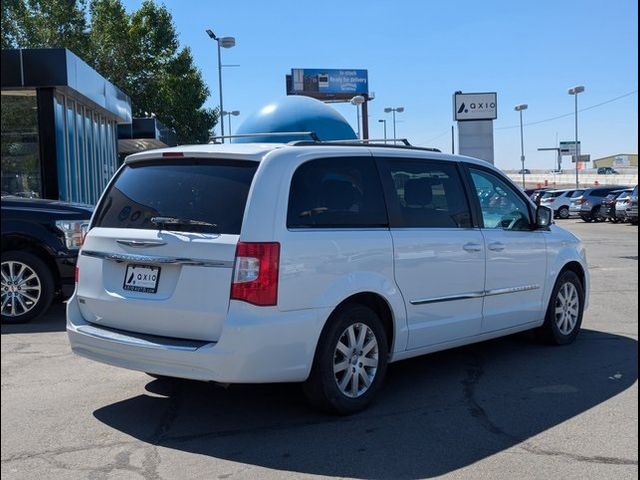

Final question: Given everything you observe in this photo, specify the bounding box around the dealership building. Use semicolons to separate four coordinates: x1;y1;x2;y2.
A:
1;48;175;204
592;153;638;169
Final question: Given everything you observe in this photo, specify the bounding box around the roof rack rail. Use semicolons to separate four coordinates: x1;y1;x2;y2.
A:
321;138;412;146
289;138;442;153
209;131;319;142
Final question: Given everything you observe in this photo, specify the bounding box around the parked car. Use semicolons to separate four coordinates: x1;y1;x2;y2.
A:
614;191;633;222
597;167;619;175
1;196;93;323
601;189;632;222
67;142;589;414
569;185;630;222
530;188;552;205
518;168;531;175
539;188;584;219
627;185;638;225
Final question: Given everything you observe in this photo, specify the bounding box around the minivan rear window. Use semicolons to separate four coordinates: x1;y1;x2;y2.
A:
93;159;257;234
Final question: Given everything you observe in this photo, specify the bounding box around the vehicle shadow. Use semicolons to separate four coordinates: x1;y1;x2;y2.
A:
93;329;637;479
0;302;67;334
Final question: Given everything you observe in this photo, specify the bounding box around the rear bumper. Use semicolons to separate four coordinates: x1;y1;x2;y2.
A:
67;295;329;383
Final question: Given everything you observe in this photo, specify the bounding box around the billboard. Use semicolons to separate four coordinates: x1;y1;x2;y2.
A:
289;69;368;99
453;92;497;121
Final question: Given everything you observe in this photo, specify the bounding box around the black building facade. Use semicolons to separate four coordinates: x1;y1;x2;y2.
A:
2;48;177;205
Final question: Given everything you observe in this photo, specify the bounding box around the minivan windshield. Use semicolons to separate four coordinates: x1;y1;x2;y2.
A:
93;159;258;234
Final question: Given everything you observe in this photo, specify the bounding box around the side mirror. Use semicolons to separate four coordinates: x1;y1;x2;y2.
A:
536;205;553;229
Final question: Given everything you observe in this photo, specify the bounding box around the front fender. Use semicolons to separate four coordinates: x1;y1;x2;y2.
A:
544;226;590;311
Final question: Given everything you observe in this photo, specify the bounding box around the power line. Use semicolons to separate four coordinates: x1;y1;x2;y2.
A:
495;90;638;130
414;129;450;146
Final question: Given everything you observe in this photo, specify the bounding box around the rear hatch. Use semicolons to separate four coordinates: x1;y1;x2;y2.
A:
76;157;258;341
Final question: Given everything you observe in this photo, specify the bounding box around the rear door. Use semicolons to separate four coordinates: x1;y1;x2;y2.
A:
377;156;485;349
77;158;258;341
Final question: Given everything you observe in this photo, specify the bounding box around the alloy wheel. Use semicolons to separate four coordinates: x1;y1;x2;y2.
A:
1;261;42;318
555;282;580;335
333;322;379;398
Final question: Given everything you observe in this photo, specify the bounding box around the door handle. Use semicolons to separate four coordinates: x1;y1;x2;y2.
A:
463;243;483;253
488;242;506;252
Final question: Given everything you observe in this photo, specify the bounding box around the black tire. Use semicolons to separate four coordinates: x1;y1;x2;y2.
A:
557;206;570;219
537;270;584;345
1;251;55;324
303;303;389;415
580;215;593;223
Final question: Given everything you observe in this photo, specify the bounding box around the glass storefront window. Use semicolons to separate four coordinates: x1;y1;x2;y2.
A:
1;92;41;197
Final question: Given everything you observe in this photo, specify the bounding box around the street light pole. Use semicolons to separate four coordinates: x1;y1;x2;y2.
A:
568;85;585;189
222;110;240;136
206;29;236;143
350;96;365;139
514;104;528;188
384;107;404;144
378;119;387;143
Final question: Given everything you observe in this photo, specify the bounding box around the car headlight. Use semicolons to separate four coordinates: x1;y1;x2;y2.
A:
55;220;90;249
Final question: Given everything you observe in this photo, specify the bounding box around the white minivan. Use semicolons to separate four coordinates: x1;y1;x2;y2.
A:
68;141;589;414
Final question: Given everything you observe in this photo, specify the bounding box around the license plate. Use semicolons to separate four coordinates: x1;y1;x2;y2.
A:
123;264;161;293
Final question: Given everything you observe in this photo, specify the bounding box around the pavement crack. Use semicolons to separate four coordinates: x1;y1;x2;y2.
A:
461;351;514;439
520;443;639;466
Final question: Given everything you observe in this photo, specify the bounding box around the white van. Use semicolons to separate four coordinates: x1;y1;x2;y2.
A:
68;140;589;413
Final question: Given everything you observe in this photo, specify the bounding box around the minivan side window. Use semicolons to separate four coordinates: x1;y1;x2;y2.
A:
287;157;387;228
383;159;472;228
469;168;532;231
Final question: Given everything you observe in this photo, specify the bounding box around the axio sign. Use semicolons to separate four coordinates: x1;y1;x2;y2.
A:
454;92;498;121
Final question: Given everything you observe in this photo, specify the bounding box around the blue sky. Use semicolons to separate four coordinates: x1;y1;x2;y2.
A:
122;0;638;170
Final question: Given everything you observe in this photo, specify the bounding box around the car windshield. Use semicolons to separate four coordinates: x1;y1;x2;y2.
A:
617;192;630;200
570;190;584;198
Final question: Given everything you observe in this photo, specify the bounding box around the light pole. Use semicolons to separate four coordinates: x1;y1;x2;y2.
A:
221;110;240;136
350;95;365;139
378;119;387;143
514;104;528;188
384;107;404;143
206;29;236;143
568;85;585;188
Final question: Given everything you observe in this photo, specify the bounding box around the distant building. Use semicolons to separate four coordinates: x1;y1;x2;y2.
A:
1;48;176;204
592;154;638;169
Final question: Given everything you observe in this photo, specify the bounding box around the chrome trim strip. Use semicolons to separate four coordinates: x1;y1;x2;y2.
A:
116;240;167;248
410;284;541;305
484;284;541;297
81;250;233;268
410;291;485;305
76;324;210;351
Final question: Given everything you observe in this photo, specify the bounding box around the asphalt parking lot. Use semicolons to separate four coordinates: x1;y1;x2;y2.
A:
1;220;637;480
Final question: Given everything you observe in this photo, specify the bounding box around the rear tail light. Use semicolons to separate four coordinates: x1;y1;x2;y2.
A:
575;198;586;205
547;198;555;203
75;266;79;285
230;242;280;306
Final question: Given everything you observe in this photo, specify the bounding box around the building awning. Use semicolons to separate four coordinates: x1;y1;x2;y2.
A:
1;48;131;123
117;117;177;154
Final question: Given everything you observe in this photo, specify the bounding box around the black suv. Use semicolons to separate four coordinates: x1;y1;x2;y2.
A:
1;196;93;323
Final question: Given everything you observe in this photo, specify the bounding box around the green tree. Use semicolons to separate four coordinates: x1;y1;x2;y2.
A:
3;0;217;144
2;0;89;56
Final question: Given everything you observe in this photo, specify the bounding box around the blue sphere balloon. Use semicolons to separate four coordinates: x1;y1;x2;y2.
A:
233;96;357;143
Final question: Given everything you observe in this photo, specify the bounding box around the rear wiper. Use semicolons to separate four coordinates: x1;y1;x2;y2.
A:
150;216;218;230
